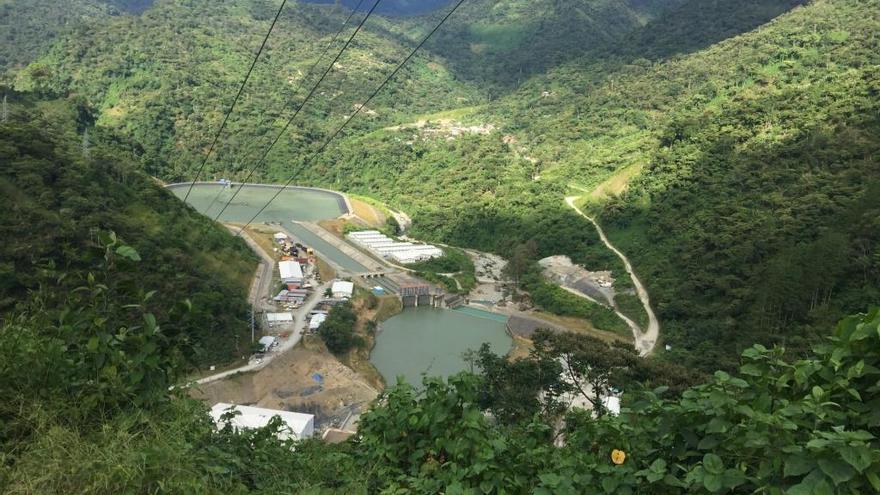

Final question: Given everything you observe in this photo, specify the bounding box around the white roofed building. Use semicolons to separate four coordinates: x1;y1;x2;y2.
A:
266;312;294;326
258;335;276;352
332;280;355;299
210;403;314;440
347;231;443;264
278;260;304;283
309;313;327;331
602;396;621;416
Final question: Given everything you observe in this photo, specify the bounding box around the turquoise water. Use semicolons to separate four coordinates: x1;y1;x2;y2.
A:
371;307;512;387
453;306;510;322
169;184;368;272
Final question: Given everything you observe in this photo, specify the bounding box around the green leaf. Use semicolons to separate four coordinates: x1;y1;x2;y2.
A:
143;313;157;332
116;245;141;261
703;472;722;492
866;472;880;492
817;458;855;485
649;459;667;473
539;473;561;487
601;476;619;493
87;336;99;352
787;470;833;495
722;468;746;489
739;363;763;376
703;453;724;475
784;455;814;477
839;445;872;473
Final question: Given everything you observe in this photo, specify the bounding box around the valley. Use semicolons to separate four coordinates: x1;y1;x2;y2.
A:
1;0;878;492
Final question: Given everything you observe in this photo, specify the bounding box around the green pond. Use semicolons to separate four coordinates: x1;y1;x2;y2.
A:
371;307;512;387
169;183;368;273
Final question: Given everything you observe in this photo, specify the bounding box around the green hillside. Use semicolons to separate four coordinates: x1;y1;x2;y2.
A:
1;0;880;492
0;95;256;366
298;0;879;370
0;0;155;73
6;0;879;370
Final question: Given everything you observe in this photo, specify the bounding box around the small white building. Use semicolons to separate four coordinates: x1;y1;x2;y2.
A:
279;260;304;283
331;280;355;299
309;313;327;331
266;312;294;326
258;335;276;352
273;232;288;242
602;396;621;416
210;403;314;440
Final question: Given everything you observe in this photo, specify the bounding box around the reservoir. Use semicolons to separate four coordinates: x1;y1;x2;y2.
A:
168;183;368;273
371;307;512;387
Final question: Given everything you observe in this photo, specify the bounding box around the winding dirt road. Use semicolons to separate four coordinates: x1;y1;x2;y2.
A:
565;197;659;356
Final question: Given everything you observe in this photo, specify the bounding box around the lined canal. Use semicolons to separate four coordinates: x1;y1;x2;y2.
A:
169;183;368;273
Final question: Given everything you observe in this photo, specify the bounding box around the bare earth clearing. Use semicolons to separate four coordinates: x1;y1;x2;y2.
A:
190;339;379;432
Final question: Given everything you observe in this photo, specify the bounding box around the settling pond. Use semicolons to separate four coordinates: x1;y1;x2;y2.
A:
168;183;367;273
371;307;511;387
171;183;513;387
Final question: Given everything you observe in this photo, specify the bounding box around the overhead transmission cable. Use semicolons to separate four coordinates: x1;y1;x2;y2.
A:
234;0;468;236
180;0;289;203
211;0;381;221
202;0;369;216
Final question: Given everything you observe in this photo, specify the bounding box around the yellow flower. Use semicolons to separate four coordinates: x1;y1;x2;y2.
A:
611;449;626;465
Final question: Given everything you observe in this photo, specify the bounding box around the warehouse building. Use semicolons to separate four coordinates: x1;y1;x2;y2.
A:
347;231;442;264
331;280;355;299
210;403;314;440
278;260;304;288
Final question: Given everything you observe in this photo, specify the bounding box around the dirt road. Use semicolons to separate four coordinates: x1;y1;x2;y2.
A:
565;197;659;355
229;226;277;312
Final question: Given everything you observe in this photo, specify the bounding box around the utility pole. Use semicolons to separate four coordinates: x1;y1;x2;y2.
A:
250;309;256;343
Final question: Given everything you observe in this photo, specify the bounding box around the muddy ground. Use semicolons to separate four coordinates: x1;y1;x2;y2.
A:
190;337;379;432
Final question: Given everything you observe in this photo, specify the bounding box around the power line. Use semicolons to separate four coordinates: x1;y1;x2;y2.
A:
203;0;369;217
235;0;467;236
211;0;381;221
181;0;289;203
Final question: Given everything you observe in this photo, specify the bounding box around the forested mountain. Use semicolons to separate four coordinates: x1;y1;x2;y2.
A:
304;0;453;16
6;0;876;372
0;95;256;366
303;0;880;370
0;0;153;73
2;0;879;492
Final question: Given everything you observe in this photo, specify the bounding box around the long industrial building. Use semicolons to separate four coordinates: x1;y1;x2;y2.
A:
347;230;442;263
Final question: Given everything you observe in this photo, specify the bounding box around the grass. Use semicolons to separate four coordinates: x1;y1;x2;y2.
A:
183;356;249;382
585;163;644;204
346;194;396;222
340;294;402;391
242;225;281;261
530;311;633;344
507;335;533;361
315;257;337;281
615;293;650;330
349;197;384;227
